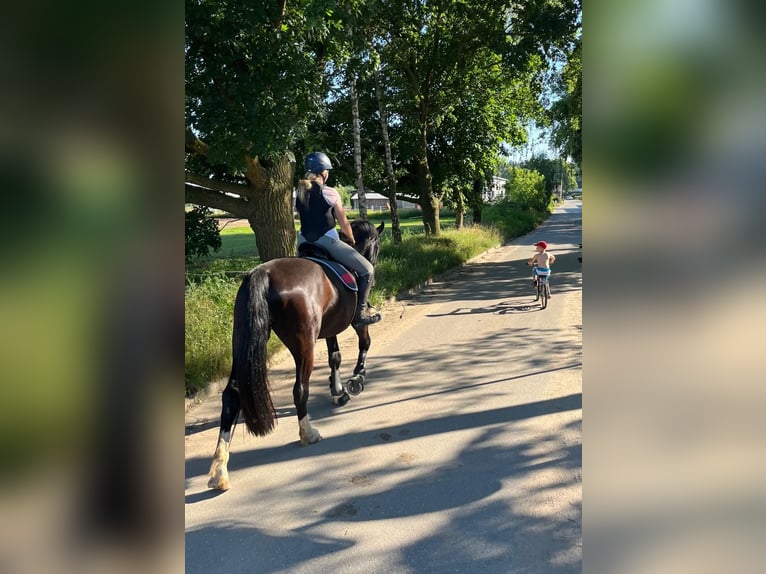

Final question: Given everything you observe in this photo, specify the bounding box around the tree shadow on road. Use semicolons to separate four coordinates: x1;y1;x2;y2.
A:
185;522;353;574
186;404;581;573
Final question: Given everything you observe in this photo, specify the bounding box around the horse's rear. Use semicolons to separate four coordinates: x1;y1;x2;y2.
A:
207;220;382;491
207;257;357;490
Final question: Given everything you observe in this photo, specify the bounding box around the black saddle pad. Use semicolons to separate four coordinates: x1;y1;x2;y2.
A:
298;253;357;291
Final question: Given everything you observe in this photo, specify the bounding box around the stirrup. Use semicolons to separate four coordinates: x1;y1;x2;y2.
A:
353;311;381;328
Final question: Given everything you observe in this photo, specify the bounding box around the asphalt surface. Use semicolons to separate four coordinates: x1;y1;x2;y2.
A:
185;200;582;573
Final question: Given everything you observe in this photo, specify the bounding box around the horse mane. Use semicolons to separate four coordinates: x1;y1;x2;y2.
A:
351;218;376;240
338;219;374;245
339;219;381;266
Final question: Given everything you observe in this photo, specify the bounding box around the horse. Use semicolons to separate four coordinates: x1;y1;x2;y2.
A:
207;219;385;491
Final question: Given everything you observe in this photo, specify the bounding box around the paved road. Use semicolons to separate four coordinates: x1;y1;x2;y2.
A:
185;200;582;574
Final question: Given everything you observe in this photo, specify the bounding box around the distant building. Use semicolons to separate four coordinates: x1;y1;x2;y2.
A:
350;192;419;211
482;176;507;202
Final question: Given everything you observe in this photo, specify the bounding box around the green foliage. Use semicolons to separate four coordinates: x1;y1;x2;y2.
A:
482;193;551;240
523;155;578;195
550;37;582;166
312;0;581;230
505;166;549;212
185;206;222;263
184;274;238;396
495;157;514;180
185;273;282;396
186;0;351;169
335;184;353;207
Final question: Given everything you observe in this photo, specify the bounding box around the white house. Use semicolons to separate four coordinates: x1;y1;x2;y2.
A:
350;192;419;211
482;176;507;203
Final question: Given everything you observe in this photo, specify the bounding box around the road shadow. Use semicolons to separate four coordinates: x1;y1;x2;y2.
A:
186;319;582;480
186;523;354;574
186;411;581;573
185;390;580;479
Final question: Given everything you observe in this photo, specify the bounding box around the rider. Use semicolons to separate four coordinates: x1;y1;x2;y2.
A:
295;151;382;328
528;240;556;294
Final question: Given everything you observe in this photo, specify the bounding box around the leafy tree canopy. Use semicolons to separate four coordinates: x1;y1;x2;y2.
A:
185;206;222;263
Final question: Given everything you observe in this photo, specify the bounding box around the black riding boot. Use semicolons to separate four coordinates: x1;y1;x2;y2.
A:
353;274;381;328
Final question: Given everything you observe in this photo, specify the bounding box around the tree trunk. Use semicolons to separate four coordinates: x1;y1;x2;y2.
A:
420;195;440;236
245;153;297;262
350;79;367;220
471;178;483;224
374;68;402;243
455;191;464;229
417;120;440;236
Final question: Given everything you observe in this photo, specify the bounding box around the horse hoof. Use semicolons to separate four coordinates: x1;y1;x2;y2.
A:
208;475;230;491
333;392;350;407
300;431;322;445
347;377;365;396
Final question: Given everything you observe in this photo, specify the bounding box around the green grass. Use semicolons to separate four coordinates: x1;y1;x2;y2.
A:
184;274;283;396
186;225;261;279
185;274;239;396
184;212;503;397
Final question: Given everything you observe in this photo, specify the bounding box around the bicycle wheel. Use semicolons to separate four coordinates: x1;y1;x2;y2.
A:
540;279;548;309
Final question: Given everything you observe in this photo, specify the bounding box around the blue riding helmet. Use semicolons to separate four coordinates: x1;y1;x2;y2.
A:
304;151;333;174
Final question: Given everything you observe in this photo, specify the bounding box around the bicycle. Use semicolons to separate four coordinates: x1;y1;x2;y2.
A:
530;265;551;309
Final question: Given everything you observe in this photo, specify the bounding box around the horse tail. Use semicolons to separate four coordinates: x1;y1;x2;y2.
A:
233;267;277;436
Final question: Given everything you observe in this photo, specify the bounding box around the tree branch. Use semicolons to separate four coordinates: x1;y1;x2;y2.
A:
185;182;250;216
185;127;208;157
185;172;251;198
273;0;286;31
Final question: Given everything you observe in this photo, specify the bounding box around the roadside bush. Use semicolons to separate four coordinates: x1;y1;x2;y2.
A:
185;206;222;263
482;196;550;240
505;166;550;213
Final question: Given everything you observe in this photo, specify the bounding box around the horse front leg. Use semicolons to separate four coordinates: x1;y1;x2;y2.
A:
346;325;371;396
294;349;322;445
208;377;240;491
326;336;351;407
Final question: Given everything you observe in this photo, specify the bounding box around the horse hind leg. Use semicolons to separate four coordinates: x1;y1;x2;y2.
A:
326;336;350;407
208;378;239;491
293;343;322;445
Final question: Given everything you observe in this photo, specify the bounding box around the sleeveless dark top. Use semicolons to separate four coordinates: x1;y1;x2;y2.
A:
296;182;336;242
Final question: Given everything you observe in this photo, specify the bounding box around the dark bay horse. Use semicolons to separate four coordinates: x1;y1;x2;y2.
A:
208;219;384;490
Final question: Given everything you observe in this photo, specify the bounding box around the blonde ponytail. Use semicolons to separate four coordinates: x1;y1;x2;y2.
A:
296;172;323;204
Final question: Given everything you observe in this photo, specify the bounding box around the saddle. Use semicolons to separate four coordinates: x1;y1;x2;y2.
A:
297;243;358;291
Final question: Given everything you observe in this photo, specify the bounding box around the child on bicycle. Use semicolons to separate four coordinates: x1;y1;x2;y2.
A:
528;241;556;295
